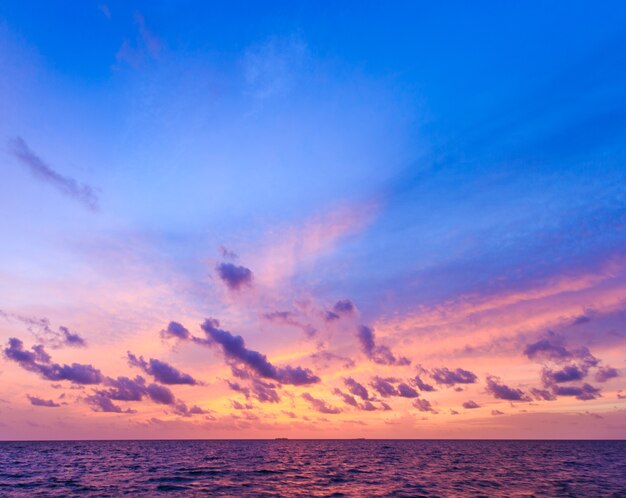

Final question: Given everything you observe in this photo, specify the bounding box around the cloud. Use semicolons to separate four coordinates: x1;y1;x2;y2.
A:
161;321;191;340
227;379;281;403
200;318;319;385
412;374;435;392
58;327;87;348
397;383;419;398
430;367;478;386
127;352;198;385
4;338;102;385
326;299;356;321
263;311;317;338
485;375;531;402
524;333;598;368
301;393;341;414
552;383;601;401
462;400;480;409
85;393;131;413
8;137;99;211
412;398;435;412
344;377;370;400
491;410;505;416
542;364;587;384
333;388;359;407
356;325;410;366
0;311;87;348
310;351;355;369
530;388;556;401
26;395;60;408
595;366;619;383
216;263;253;290
370;376;398;397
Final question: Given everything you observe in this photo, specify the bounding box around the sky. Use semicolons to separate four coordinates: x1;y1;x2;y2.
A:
1;1;625;440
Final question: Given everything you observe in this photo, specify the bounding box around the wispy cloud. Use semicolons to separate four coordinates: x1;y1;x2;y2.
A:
8;137;99;211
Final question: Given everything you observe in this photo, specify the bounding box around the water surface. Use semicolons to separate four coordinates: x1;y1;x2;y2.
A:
0;440;624;496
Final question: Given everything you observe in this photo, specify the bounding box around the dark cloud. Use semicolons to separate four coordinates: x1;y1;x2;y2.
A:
104;376;146;401
161;321;191;340
462;400;480;409
127;352;198;385
595;366;619;383
146;383;176;405
524;333;598;369
430;367;477;386
542;364;587;384
8;137;99;211
4;338;102;384
412;398;435;412
412;374;435;392
485;375;531;401
397;383;419;398
216;263;253;290
85;393;131;413
370;376;398;397
200;318;319;385
27;395;60;408
301;393;341;414
227;379;280;403
356;325;410;366
344;377;370;400
552;383;601;401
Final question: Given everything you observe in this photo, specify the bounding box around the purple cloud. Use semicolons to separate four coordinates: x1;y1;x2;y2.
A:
333;388;359;407
430;367;477;386
8;137;99;211
356;325;410;366
4;338;102;385
462;400;480;409
595;366;619;383
552;383;601;401
344;377;370;400
200;318;319;385
216;263;253;290
58;327;87;348
530;388;556;401
85;393;130;413
370;376;398;397
27;395;60;408
397;383;419;398
542;364;587;384
412;374;435;392
127;352;198;385
302;393;341;414
161;321;191;340
412;398;435;412
485;375;531;401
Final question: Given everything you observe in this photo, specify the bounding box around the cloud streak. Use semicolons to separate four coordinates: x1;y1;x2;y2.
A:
8;137;99;211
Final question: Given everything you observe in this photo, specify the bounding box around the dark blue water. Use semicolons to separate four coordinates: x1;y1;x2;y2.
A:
0;440;624;497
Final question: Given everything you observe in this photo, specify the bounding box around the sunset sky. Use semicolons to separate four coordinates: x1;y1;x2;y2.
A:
1;1;626;439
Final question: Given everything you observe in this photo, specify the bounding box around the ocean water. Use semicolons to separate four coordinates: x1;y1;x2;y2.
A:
0;440;625;497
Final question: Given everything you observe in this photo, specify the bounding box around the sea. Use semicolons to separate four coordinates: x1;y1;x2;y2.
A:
0;440;624;497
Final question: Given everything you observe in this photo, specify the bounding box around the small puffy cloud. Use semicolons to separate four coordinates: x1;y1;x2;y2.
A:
161;321;191;340
552;383;601;401
594;366;619;383
412;374;435;392
397;383;419;399
485;375;531;402
216;263;253;290
370;376;398;397
344;377;370;400
27;395;60;408
430;367;477;386
59;327;87;348
462;400;480;409
302;393;341;414
530;388;556;401
412;398;435;412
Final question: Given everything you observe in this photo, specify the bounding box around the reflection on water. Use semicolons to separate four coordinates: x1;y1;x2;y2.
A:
0;440;625;496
